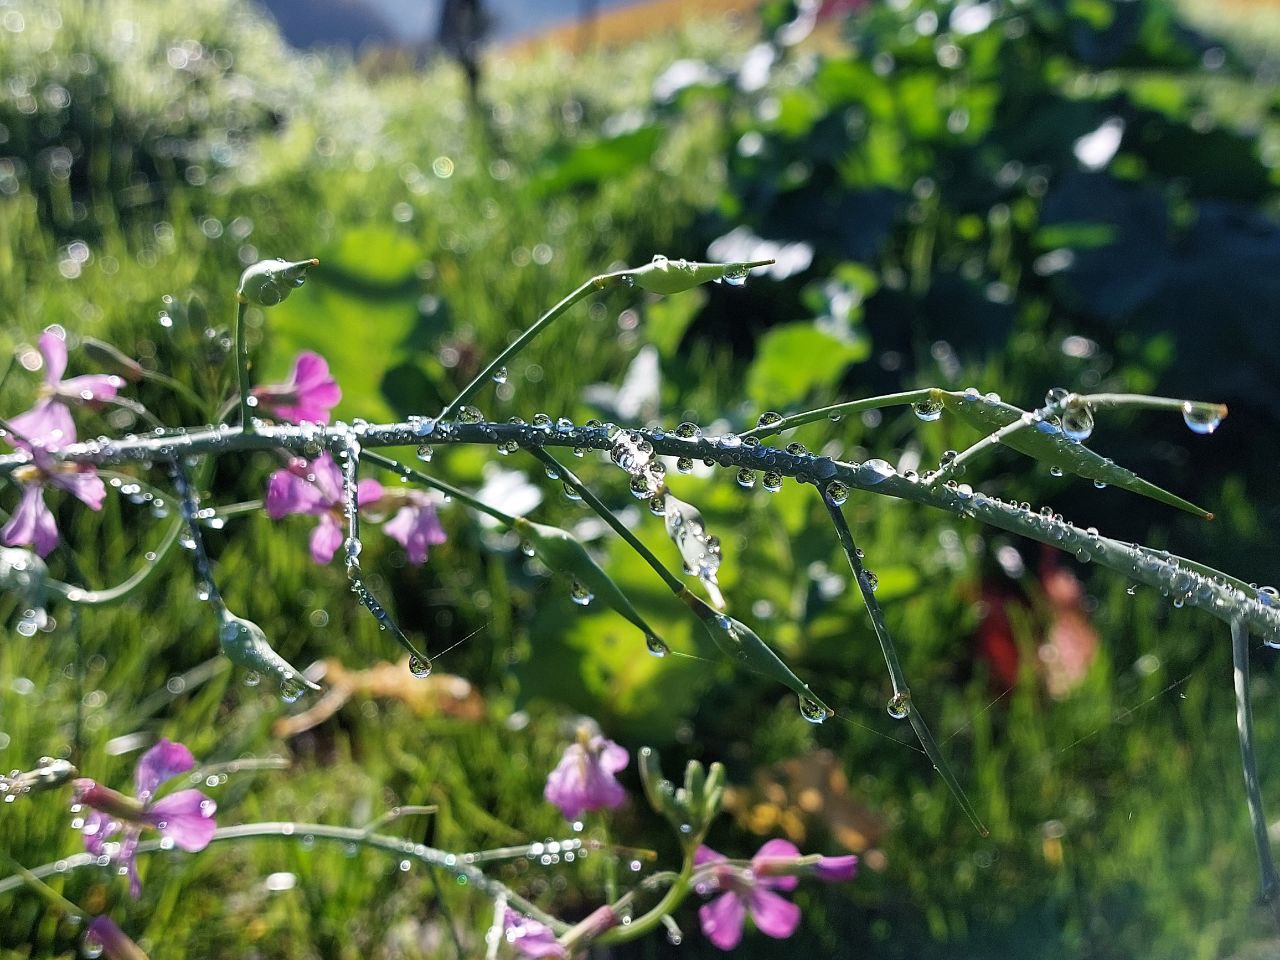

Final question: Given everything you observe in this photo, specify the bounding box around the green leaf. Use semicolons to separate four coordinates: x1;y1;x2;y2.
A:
940;391;1212;518
534;126;663;195
745;322;867;408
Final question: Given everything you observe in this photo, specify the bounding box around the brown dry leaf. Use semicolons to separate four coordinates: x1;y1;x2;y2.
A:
273;657;485;738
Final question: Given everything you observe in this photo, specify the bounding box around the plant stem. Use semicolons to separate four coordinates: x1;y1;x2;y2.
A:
234;299;255;433
739;389;935;441
361;451;516;526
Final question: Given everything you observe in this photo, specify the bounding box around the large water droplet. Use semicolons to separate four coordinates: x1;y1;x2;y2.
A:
457;405;484;424
886;691;912;719
913;398;943;422
645;634;670;658
826;480;849;506
1044;387;1070;407
1181;402;1222;435
416;444;434;462
492;366;508;384
570;578;594;606
756;410;783;428
799;696;829;724
763;471;783;493
674;421;701;440
676;457;694;474
280;676;306;704
1060;402;1094;442
736;468;756;489
861;459;896;484
409;654;432;678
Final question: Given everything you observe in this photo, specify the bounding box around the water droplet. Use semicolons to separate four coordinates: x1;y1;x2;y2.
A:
646;634;670;657
243;671;261;688
570;579;594;606
863;570;879;592
676;457;694;474
1060;402;1094;442
562;483;582;502
826;480;849;505
886;692;912;719
763;471;783;493
756;410;783;428
799;695;829;723
785;442;808;456
736;468;756;488
861;459;896;484
913;398;943;422
416;445;434;462
492;366;508;384
457;405;484;424
674;421;701;440
723;266;749;287
279;676;306;704
1181;402;1222;435
1126;584;1138;595
1049;465;1063;477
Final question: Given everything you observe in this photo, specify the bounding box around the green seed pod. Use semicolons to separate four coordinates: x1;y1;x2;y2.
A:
80;337;144;382
236;258;318;308
628;256;773;295
512;517;666;649
219;610;319;694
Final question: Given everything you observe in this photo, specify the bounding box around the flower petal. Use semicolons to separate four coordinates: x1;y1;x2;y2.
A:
2;485;59;557
145;789;217;851
748;887;801;940
695;845;727;867
356;478;383;507
309;514;343;565
57;374;124;404
85;915;150;960
382;503;447;565
593;736;629;775
39;329;68;384
503;908;565;958
752;837;801;891
266;468;326;518
8;399;75;450
699;891;746;951
814;854;858;883
133;738;194;801
47;467;106;510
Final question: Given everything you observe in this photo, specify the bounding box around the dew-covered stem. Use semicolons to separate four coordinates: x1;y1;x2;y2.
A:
1230;618;1280;924
739;389;935;441
337;440;432;674
823;491;988;836
233;299;255;434
48;516;182;606
169;459;226;615
0;845;84;921
527;446;686;595
361;450;517;526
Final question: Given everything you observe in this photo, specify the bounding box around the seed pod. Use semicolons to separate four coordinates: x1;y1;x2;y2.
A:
236;258;319;307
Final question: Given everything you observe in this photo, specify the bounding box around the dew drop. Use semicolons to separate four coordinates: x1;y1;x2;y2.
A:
1060;402;1094;442
492;366;508;384
676;457;694;474
863;570;879;592
279;676;306;704
570;578;594;606
763;471;783;493
645;634;670;658
799;695;829;724
457;405;484;424
243;671;261;688
785;442;808;456
736;468;756;489
913;397;943;422
825;480;849;506
1181;402;1222;435
756;410;783;428
861;459;896;484
416;445;434;462
1049;465;1063;477
674;421;701;440
409;654;432;678
562;483;582;502
886;691;912;719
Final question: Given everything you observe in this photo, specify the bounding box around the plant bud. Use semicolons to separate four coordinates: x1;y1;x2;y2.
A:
236;258;319;307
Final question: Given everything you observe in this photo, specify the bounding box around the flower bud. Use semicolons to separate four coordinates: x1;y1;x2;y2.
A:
80;338;145;382
628;256;772;295
236;258;319;307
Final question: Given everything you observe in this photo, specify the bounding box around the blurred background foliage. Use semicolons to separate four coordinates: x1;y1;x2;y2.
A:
3;0;1280;955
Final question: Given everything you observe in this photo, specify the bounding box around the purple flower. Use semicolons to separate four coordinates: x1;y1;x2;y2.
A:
381;491;447;565
503;908;565;958
251;351;341;424
72;738;217;897
1;438;105;557
84;916;150;959
694;840;804;951
544;731;628;821
9;328;123;444
265;453;382;564
812;854;858;883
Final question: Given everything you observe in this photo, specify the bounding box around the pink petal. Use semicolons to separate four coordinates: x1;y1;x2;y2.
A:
309;453;343;505
2;484;59;556
814;854;858;883
39;329;68;383
145;790;217;851
753;838;801;891
133;738;194;801
356;478;383;506
118;826;143;898
57;374;124;404
309;514;343;564
266;468;326;518
695;845;727;867
699;891;746;951
593;736;629;775
503;909;565;958
382;503;447;565
85;915;150;960
8;400;75;450
543;739;627;820
80;809;118;855
47;467;106;510
748;887;801;940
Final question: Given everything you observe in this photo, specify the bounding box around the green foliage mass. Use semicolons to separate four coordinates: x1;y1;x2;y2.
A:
2;0;1280;955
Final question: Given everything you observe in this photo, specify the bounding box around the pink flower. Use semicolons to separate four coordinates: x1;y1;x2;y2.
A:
694;840;805;951
251;351;341;424
1;432;105;558
503;908;565;958
381;491;447;565
812;854;858;882
84;916;150;959
72;739;217;898
544;731;628;820
265;453;382;564
9;328;123;444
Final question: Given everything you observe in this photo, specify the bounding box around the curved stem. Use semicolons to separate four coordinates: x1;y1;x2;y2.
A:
234;300;255;434
595;857;692;947
48;517;182;606
438;272;628;423
739;389;934;441
361;451;516;526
